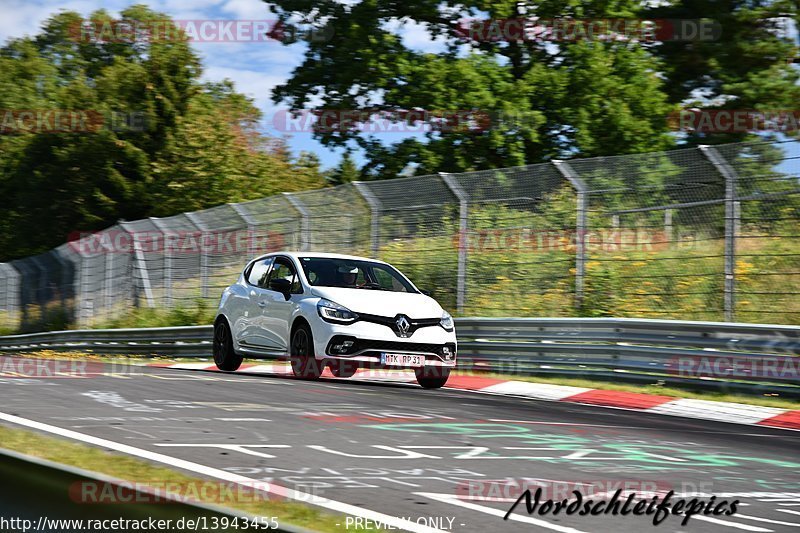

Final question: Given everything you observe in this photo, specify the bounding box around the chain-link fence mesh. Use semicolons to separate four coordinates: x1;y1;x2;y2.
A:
1;139;798;332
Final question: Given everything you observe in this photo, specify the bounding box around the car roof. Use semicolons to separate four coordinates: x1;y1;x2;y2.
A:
252;251;388;264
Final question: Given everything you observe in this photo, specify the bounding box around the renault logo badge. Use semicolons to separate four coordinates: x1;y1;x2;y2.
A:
395;315;411;337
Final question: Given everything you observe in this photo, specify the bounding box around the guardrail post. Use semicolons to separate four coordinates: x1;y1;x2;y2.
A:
440;173;468;315
553;160;588;311
700;145;739;322
184;213;210;299
283;193;310;252
352;182;382;259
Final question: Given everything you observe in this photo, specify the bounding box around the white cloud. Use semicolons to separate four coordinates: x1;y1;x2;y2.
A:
221;0;272;20
202;65;288;108
0;0;118;42
0;2;49;42
399;20;448;52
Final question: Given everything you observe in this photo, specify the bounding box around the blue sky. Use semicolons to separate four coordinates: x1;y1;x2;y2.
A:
0;0;445;169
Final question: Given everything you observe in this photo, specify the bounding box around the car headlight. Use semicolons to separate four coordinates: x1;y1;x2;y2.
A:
439;310;454;331
317;298;359;324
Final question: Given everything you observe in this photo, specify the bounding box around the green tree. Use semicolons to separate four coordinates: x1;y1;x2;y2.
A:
328;150;361;185
644;0;799;145
0;6;325;261
266;0;676;177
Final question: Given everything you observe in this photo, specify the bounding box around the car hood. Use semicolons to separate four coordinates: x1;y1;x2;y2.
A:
310;287;444;318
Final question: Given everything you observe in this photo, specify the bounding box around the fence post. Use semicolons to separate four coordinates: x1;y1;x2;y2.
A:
184;213;209;299
77;252;91;326
283;193;310;252
230;203;259;257
2;263;21;329
700;145;739;322
103;242;114;313
553;160;588;311
440;173;468;315
149;218;172;308
119;222;155;308
664;209;673;244
50;249;69;311
352;182;382;258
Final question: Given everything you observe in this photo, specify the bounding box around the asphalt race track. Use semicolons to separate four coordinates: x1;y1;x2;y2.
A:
1;357;799;533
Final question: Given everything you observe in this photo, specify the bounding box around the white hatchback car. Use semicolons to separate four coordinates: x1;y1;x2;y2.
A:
213;252;457;388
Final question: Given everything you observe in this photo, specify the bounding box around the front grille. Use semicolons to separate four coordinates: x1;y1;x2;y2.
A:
358;313;441;337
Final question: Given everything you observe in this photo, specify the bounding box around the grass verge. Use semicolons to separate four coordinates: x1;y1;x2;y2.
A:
0;424;354;532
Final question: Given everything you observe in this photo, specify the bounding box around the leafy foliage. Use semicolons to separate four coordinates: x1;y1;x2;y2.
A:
266;0;797;175
0;6;326;261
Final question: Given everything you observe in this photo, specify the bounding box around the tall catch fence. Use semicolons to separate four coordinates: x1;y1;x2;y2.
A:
1;139;798;331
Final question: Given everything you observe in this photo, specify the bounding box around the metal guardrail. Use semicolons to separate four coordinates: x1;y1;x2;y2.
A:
0;318;798;395
455;318;800;396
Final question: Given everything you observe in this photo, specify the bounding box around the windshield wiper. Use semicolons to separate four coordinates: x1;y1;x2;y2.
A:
356;283;391;291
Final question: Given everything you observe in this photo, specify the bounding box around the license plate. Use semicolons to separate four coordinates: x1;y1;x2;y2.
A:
380;353;425;367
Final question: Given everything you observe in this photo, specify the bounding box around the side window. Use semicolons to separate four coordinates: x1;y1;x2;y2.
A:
267;258;302;294
247;258;273;287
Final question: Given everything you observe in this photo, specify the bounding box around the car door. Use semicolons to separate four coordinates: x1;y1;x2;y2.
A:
259;256;301;353
239;257;280;351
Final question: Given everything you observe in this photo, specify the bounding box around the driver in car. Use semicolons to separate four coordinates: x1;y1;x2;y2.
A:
337;265;359;287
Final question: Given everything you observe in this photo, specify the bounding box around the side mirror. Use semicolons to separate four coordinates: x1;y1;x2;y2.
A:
269;278;292;300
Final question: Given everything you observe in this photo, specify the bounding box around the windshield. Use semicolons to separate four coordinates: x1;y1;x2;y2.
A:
299;257;417;293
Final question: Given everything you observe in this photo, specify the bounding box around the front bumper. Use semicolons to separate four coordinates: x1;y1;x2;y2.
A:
309;319;457;369
325;335;457;368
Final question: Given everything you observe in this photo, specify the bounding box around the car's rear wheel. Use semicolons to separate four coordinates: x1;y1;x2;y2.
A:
290;323;322;379
329;360;358;378
415;367;450;389
213;319;242;371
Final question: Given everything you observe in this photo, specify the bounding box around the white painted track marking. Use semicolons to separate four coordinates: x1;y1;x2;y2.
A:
736;513;800;526
414;492;588;533
0;411;445;533
692;515;773;532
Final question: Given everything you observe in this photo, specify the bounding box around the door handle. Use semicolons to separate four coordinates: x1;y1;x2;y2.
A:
257;301;267;308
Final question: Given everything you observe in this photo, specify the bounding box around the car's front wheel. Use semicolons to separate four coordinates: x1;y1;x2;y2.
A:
290;323;322;379
213;319;242;371
415;367;450;389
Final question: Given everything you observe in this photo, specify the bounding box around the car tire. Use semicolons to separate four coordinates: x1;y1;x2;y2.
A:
290;323;322;379
329;361;358;378
415;367;450;389
213;319;243;371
